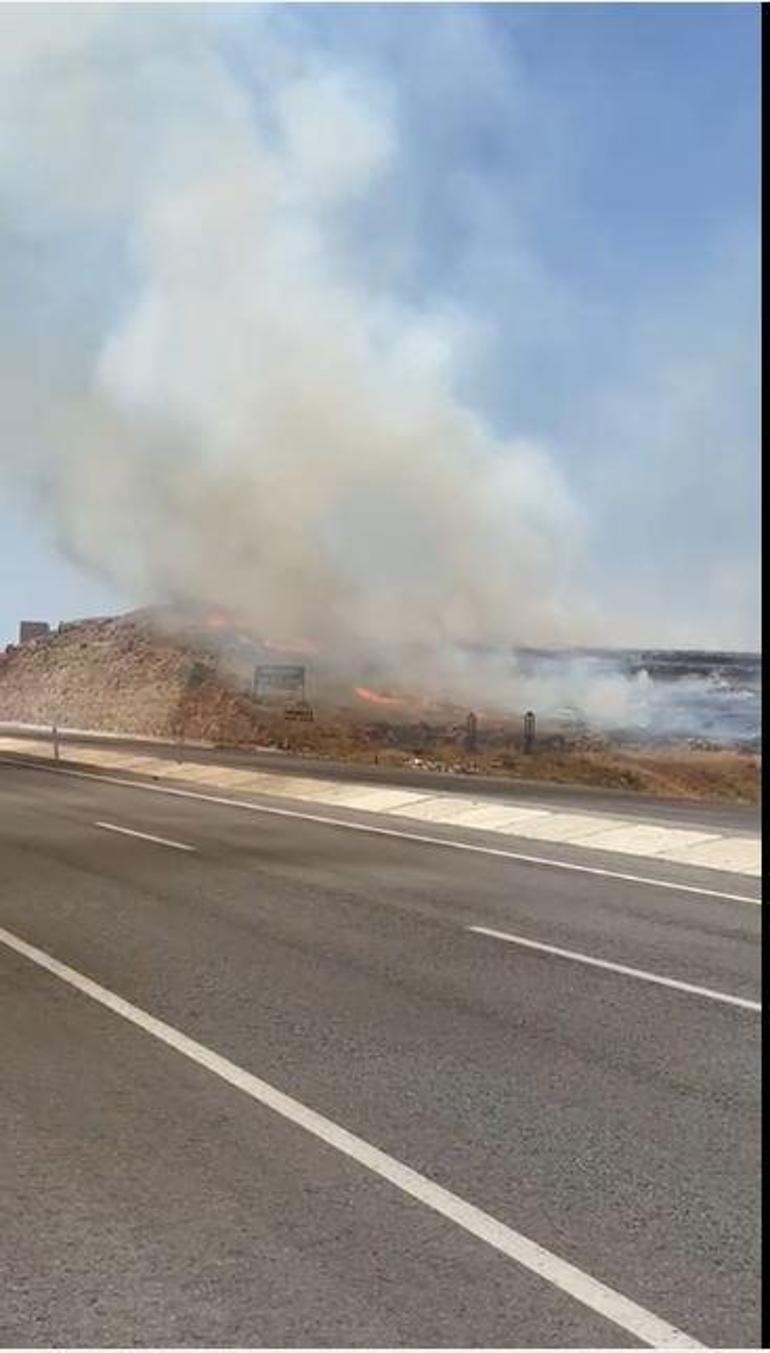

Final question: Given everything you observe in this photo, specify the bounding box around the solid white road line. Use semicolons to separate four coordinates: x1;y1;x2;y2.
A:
0;923;703;1349
468;925;761;1012
0;755;760;905
94;821;195;852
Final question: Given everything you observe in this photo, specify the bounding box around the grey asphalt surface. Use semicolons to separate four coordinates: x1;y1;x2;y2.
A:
0;722;760;832
0;759;761;1347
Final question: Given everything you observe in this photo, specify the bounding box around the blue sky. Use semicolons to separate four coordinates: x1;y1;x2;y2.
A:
0;4;760;650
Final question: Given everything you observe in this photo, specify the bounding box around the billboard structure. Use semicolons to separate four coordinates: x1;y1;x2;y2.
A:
253;664;306;701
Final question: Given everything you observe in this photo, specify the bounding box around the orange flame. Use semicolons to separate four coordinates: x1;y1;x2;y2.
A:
354;685;405;707
263;636;318;655
199;611;318;655
202;609;235;631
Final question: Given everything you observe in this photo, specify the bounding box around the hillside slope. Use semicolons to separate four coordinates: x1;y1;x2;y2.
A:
0;614;251;743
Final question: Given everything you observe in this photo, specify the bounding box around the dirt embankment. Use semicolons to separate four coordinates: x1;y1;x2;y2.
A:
0;613;759;803
1;617;175;735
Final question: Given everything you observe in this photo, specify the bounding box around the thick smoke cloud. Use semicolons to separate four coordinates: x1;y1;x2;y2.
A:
0;5;598;697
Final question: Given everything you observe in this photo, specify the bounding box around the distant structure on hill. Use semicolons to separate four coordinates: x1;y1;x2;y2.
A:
14;615;112;650
18;621;50;645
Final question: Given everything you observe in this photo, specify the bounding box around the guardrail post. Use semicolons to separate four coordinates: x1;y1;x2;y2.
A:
52;723;60;761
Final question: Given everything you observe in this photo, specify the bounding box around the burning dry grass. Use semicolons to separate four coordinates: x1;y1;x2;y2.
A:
199;704;759;804
0;612;759;804
252;702;758;801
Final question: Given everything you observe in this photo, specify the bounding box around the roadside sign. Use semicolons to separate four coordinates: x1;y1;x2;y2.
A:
253;664;306;700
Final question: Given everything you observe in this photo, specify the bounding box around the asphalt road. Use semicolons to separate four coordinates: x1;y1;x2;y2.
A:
0;760;761;1347
0;722;759;832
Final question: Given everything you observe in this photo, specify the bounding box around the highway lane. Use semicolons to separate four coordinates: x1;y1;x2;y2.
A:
1;762;761;995
0;746;762;911
0;763;761;1346
2;946;632;1350
0;721;759;832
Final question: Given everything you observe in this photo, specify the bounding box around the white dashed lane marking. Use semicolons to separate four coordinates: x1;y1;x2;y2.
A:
94;821;195;852
468;926;760;1012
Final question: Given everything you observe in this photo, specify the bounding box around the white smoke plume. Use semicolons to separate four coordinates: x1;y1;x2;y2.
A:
0;6;599;700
